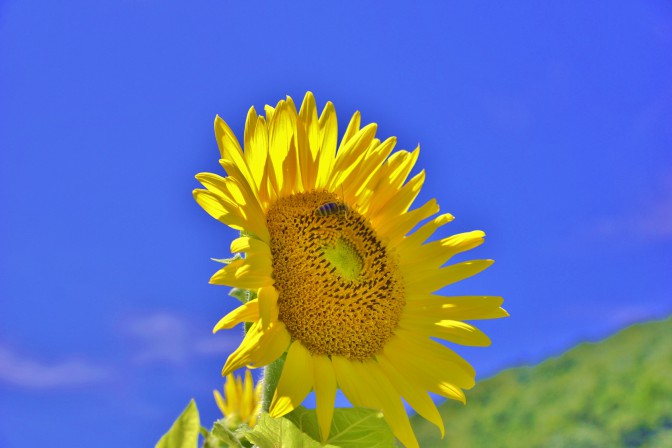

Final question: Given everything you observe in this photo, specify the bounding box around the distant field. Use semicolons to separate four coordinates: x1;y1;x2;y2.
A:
411;316;672;447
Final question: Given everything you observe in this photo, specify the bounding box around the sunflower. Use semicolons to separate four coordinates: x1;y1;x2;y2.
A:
214;369;262;429
194;92;507;448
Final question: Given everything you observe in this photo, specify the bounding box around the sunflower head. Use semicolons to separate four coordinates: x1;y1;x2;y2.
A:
213;369;262;429
195;92;507;448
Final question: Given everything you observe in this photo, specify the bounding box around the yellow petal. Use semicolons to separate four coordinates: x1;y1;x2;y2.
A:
243;106;272;204
330;356;366;407
379;346;467;403
387;146;420;190
259;162;277;208
284;95;297;113
209;258;273;290
400;317;492;346
195;173;269;242
257;286;279;330
214;115;256;189
269;342;314;418
224;373;239;416
348;136;396;199
380;199;439;247
400;231;485;269
377;355;444;438
313;355;337;442
364;147;420;215
404;259;494;292
298;92;320;189
268;102;294;196
333;357;419;448
314;101;337;189
217;173;267;238
281;99;303;195
264;104;275;121
358;361;419;448
336;135;381;205
397;328;475;376
249;115;271;198
221;320;290;376
247;321;291;369
399;213;455;251
377;339;474;401
230;236;271;258
241;369;256;422
339;110;361;150
222;322;263;376
299;92;319;157
213;389;227;416
404;295;508;320
192;189;246;231
367;149;419;217
213;299;259;333
195;172;235;200
243;106;258;158
370;170;425;225
385;331;475;390
328;123;377;191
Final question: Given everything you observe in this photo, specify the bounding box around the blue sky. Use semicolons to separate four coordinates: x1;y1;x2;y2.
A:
1;1;671;446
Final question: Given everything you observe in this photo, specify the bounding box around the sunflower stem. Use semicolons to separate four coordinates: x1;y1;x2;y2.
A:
260;354;285;413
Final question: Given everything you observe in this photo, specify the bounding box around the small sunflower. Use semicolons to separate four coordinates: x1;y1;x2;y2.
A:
194;92;507;448
214;369;262;429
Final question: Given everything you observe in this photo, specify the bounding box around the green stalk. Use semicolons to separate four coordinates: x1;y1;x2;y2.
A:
261;354;285;413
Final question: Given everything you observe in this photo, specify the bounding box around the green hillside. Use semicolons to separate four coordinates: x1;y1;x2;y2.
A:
411;316;672;447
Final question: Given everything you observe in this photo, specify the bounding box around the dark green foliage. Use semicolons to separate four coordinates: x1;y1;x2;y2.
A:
411;316;672;447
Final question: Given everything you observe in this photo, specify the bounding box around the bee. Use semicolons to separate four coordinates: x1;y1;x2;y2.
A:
315;202;349;217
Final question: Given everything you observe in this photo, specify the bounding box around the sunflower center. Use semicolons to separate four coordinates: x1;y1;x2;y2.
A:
266;191;405;361
322;237;363;281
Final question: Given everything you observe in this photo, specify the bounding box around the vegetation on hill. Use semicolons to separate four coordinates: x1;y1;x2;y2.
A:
411;316;672;447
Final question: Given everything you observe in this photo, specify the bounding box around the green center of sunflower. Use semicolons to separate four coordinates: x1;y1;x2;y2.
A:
266;192;405;361
321;237;363;281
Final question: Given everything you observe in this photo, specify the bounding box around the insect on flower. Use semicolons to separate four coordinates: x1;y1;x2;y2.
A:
315;185;351;218
315;201;349;217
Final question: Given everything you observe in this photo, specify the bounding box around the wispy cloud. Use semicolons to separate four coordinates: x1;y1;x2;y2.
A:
0;345;110;389
119;311;240;366
193;334;241;356
635;194;672;240
606;303;672;327
0;311;243;391
553;301;672;331
592;171;672;242
122;313;192;365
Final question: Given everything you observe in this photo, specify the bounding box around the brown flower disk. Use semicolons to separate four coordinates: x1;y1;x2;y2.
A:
266;192;405;361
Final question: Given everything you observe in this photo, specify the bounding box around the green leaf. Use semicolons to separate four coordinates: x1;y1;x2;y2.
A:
243;413;314;448
155;399;201;448
322;407;395;447
247;289;258;301
212;254;243;265
204;420;245;448
228;288;248;303
229;288;258;304
243;407;395;448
